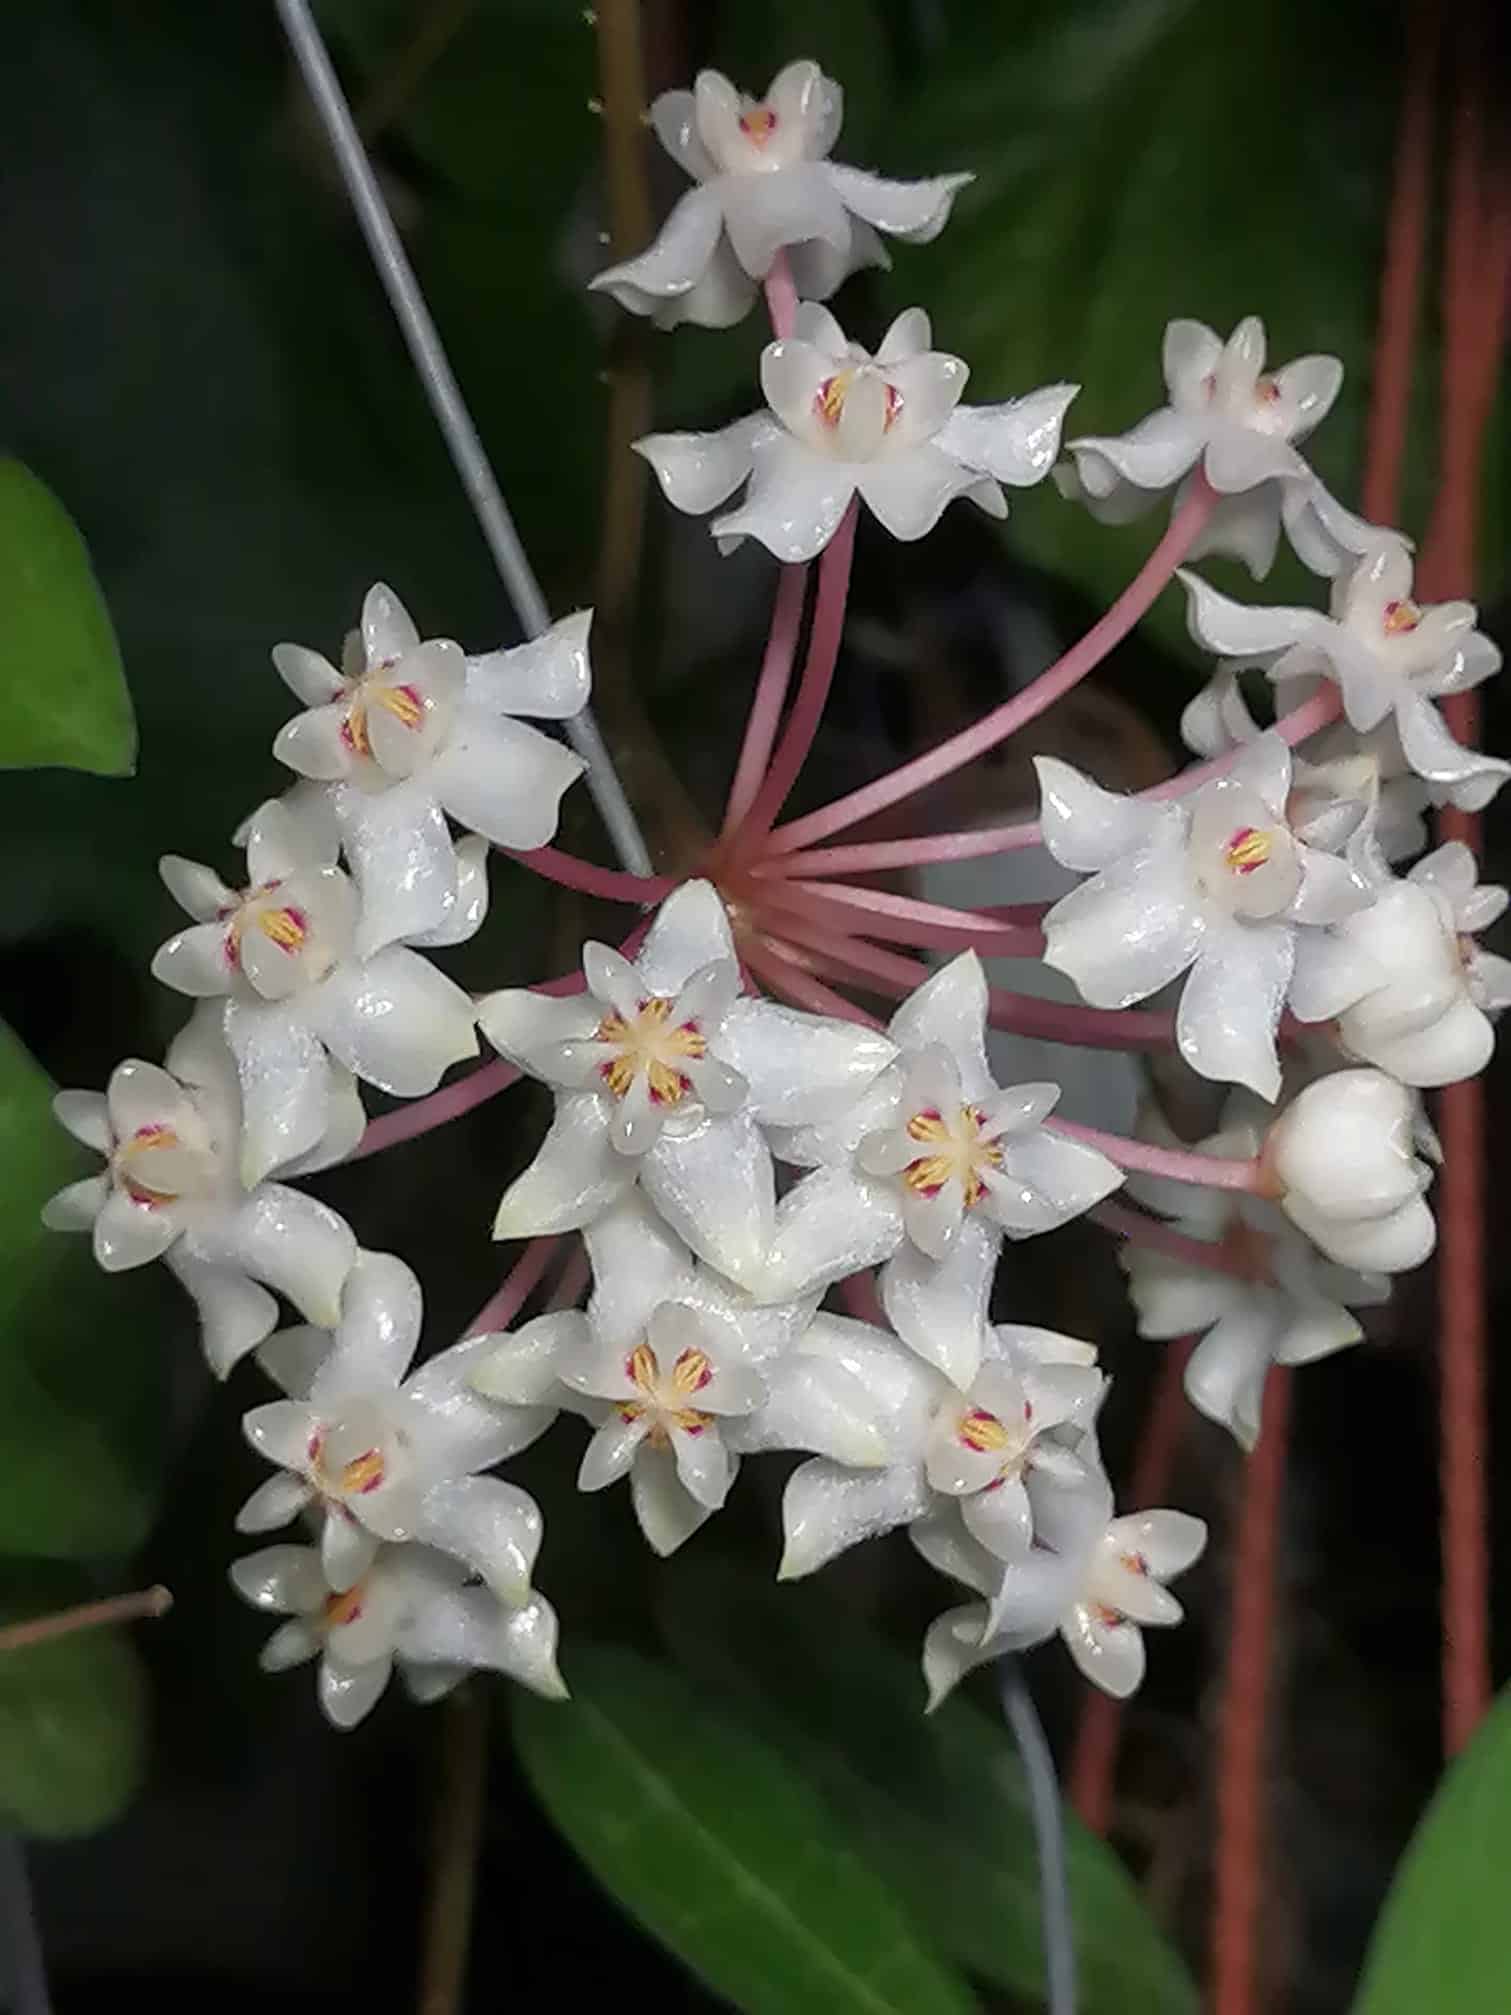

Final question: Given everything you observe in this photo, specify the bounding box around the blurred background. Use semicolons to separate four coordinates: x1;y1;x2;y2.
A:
1;2;1507;2009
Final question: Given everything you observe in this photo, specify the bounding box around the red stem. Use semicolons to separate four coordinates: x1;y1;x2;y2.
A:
759;876;1044;955
742;936;884;1024
504;845;675;904
1211;1367;1292;2015
464;1236;559;1337
762;247;798;340
734;502;859;844
762;478;1215;855
0;1584;173;1653
721;562;810;836
1056;1121;1261;1192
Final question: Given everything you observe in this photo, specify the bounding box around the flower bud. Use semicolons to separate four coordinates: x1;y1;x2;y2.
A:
1265;1069;1434;1272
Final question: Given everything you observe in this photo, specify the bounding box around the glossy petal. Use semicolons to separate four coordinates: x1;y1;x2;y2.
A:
223;997;331;1185
52;1089;110;1154
934;384;1078;487
1067;408;1205;494
334;777;457;958
1179;569;1324;661
1034;757;1173;871
208;1181;356;1333
630;1441;718;1556
712;433;857;563
1394;692;1511;807
719;997;895;1126
164;1248;280;1379
273;703;353;783
589;183;726;311
430;711;584;849
1041;838;1202;1009
493;1094;633;1239
634;414;773;515
778;1457;931;1578
465;610;592;721
414;1476;542;1605
640;1110;775;1292
762;1164;902;1301
92;1189;179;1271
469;1309;588;1408
823;164;973;244
721;161;851;276
307;948;477;1098
1176;922;1293;1101
638;880;737;995
881;1212;998;1387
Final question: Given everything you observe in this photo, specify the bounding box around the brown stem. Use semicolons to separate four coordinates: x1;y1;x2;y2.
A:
0;1586;172;1654
589;0;709;869
416;1686;489;2015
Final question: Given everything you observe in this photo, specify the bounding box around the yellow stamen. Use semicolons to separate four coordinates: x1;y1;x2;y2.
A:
324;1585;365;1628
901;1105;1003;1207
739;105;777;142
595;998;707;1107
337;1448;386;1496
671;1346;713;1397
1224;826;1273;876
258;905;308;952
957;1406;1012;1454
1383;598;1422;635
117;1124;182;1206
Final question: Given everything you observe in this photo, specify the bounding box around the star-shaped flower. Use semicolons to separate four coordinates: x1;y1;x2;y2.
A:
271;584;591;952
761;952;1121;1385
1119;1097;1388;1448
239;1251;564;1600
1059;316;1344;577
1036;732;1376;1101
748;1313;1102;1580
478;880;896;1290
42;1035;356;1378
1290;841;1511;1087
589;60;971;329
1182;542;1508;812
151;798;478;1185
475;1193;819;1555
636;304;1075;562
916;1483;1206;1704
230;1539;565;1730
1264;1068;1436;1273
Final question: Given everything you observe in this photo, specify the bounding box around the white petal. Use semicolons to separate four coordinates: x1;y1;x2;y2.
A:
881;1212;998;1387
1395;692;1511;806
638;880;737;994
1346;993;1493;1088
164;1248;280;1379
648;87;717;179
254;1322;332;1399
318;1654;393;1730
406;835;491;951
1183;482;1284;579
856;442;988;541
1162;319;1223;405
1176;923;1293;1101
271;642;343;709
476;986;601;1077
670;1421;734;1509
1284;1192;1435;1273
640;1110;775;1292
823;164;973;244
1287;928;1382;1023
465;610;591;721
1034;756;1173;871
430;711;584;849
778;1458;931;1578
1183;1304;1280;1449
208;1181;357;1333
309;1249;422;1398
1203;428;1308;493
589;183;727;312
634;413;772;516
493;1093;634;1238
720;997;895;1126
229;1543;327;1615
1107;1509;1208;1579
52;1089;110;1154
401;1588;566;1699
360;583;419;664
306;948;477;1098
469;1309;588;1406
733;1353;892;1466
321;1511;382;1593
933;384;1078;487
223;998;331;1186
105;1059;199;1141
333;778;458;958
761;1164;902;1301
415;1477;542;1604
41;1175;109;1232
960;1476;1035;1564
235;1471;315;1533
721;163;851;276
1062;1606;1146;1698
1066;408;1205;493
711;433;856;563
630;1441;717;1556
1041;840;1203;1008
91;1189;179;1271
985;1127;1122;1235
888;952;992;1094
1178;569;1324;661
273;703;354;783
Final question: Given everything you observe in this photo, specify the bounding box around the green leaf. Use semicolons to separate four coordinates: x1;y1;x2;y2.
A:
0;1565;147;1837
661;1565;1197;2015
512;1643;978;2015
0;458;135;774
0;1017;170;1557
1353;1687;1511;2012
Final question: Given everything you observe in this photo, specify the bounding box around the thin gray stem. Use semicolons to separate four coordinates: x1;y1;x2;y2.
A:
273;0;653;877
0;1834;53;2015
1000;1657;1078;2015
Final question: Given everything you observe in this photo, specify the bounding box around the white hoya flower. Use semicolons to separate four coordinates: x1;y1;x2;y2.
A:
761;952;1121;1387
1059;316;1344;578
150;798;477;1186
1120;1097;1388;1449
1182;541;1509;812
271;583;591;953
745;1313;1103;1580
636;304;1075;563
239;1251;567;1600
478;880;896;1291
1290;842;1511;1088
589;59;971;329
917;1488;1207;1704
475;1193;820;1557
1036;732;1376;1102
1179;668;1431;865
42;1037;356;1380
1263;1068;1436;1273
230;1540;565;1731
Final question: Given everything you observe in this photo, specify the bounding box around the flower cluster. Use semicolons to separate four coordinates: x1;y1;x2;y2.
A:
41;51;1507;1731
